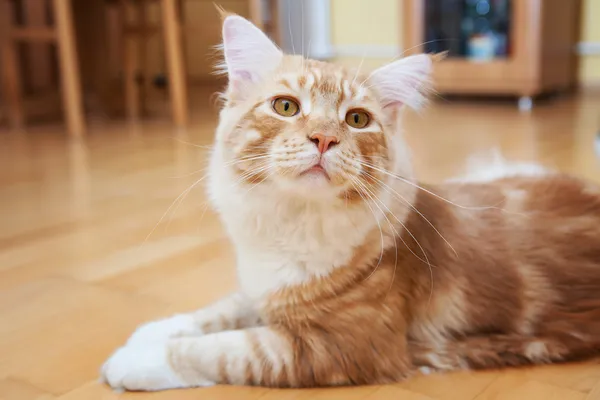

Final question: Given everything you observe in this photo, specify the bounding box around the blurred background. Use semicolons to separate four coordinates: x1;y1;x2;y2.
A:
1;2;600;399
0;0;598;133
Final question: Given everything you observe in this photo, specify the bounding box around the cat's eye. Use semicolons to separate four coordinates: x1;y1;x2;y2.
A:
272;97;300;117
345;109;370;129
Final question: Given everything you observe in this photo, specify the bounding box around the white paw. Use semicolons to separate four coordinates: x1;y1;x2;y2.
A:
127;315;199;346
101;344;190;391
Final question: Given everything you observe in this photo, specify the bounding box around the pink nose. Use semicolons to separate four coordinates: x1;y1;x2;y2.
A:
310;133;339;154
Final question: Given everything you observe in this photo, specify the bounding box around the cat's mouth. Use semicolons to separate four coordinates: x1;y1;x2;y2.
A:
299;164;331;180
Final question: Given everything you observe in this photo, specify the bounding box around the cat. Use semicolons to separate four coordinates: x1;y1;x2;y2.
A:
100;11;600;392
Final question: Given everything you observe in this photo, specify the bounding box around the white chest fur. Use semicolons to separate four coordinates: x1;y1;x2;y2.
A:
208;159;380;299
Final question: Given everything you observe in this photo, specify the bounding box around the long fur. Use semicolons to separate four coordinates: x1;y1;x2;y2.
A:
100;14;600;392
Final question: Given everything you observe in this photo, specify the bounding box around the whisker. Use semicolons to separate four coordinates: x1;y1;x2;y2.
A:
399;38;458;58
359;38;457;88
170;169;210;179
352;177;399;298
287;4;295;55
354;176;432;266
167;162;273;230
169;153;272;179
231;162;273;186
245;168;276;195
228;154;273;166
357;159;505;211
190;161;273;227
169;136;213;150
301;0;305;58
144;175;208;242
360;167;458;258
353;175;434;307
351;51;366;88
349;177;385;282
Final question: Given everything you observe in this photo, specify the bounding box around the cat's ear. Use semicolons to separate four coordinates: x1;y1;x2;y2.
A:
219;14;282;91
366;54;433;110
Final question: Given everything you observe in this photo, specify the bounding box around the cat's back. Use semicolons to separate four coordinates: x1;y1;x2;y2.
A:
436;171;600;285
405;172;600;340
441;172;600;230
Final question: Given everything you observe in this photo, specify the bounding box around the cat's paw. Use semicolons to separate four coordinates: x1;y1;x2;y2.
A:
101;344;203;391
127;314;199;346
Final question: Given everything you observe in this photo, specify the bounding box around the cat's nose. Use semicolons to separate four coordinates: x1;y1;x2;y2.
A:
309;133;339;154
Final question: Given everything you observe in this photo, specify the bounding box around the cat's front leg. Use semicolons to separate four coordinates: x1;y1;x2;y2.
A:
102;327;294;391
102;325;415;391
125;292;260;346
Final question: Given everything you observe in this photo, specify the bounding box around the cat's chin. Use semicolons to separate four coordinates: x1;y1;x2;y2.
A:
273;174;347;201
299;165;330;180
298;168;332;187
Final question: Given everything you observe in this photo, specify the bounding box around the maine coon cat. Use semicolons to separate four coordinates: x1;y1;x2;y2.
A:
101;12;600;391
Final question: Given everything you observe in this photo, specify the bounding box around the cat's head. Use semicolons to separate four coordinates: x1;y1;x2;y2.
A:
212;14;432;203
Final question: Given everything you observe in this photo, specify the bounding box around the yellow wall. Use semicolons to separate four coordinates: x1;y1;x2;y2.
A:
330;0;400;70
331;0;400;46
580;0;600;83
331;0;600;84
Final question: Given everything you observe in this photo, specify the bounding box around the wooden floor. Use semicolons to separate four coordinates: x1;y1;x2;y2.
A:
1;91;600;400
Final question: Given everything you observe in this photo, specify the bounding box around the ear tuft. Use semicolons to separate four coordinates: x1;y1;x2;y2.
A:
214;3;235;22
218;14;282;91
431;51;448;63
367;54;433;110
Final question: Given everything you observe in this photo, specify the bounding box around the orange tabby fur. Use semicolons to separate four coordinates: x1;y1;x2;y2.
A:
174;175;600;387
100;12;600;392
261;175;600;386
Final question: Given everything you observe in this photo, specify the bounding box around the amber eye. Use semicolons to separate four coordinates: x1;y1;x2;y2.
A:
272;97;300;117
345;109;370;129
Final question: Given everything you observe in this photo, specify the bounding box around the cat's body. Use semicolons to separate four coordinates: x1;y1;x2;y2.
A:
212;165;600;386
406;175;600;370
100;12;600;392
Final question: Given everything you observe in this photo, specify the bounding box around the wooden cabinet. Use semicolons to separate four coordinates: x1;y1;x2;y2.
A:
402;0;581;108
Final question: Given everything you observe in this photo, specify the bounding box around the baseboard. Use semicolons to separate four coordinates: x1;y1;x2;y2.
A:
576;42;600;56
579;81;600;93
333;42;600;59
333;45;400;59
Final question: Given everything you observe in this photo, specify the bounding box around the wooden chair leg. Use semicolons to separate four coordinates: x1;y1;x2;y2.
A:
0;0;25;130
52;0;85;137
137;0;150;116
121;0;141;121
161;0;188;128
72;0;112;118
24;0;54;91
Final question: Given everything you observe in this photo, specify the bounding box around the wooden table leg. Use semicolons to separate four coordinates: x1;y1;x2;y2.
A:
161;0;188;129
0;0;25;130
267;0;281;45
249;0;280;45
249;0;264;30
52;0;85;137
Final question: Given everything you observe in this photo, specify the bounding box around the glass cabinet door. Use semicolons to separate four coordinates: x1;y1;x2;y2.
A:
423;0;512;62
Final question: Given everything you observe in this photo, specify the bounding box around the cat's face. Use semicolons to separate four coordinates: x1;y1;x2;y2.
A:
214;14;431;202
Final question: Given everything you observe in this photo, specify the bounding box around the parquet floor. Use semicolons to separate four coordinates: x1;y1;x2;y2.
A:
1;90;600;400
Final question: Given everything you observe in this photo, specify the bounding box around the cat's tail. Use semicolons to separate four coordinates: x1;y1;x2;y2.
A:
410;333;600;372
